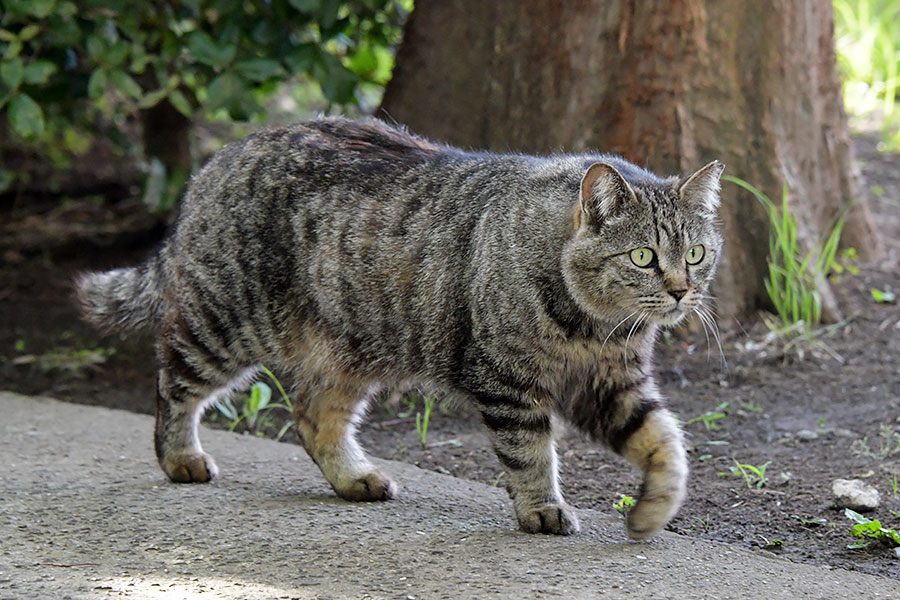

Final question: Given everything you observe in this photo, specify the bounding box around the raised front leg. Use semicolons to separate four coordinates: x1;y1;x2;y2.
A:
567;379;687;539
475;393;579;535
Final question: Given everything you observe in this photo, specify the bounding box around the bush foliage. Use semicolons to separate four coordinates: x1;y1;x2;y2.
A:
834;0;900;148
0;0;409;146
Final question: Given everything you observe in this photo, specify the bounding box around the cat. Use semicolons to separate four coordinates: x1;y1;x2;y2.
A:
76;117;724;539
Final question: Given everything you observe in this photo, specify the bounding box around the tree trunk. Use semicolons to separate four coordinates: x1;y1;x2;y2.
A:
381;0;883;322
139;98;192;180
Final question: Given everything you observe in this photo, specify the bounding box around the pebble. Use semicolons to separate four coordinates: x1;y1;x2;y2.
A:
832;478;880;512
832;428;857;439
795;430;818;441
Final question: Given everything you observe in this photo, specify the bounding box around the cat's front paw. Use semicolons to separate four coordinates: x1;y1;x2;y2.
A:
163;451;219;483
517;503;580;535
625;487;684;540
332;469;397;502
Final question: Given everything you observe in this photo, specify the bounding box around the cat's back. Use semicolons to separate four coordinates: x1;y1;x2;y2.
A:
180;117;444;215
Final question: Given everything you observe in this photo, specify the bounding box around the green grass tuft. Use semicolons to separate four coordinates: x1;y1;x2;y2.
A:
724;176;845;334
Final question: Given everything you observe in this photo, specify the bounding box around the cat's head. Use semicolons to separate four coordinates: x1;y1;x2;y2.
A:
561;160;724;328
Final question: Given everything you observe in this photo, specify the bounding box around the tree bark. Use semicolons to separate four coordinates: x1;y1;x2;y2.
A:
139;99;192;180
381;0;883;322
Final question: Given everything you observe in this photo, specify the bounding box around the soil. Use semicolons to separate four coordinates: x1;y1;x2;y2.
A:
1;136;898;578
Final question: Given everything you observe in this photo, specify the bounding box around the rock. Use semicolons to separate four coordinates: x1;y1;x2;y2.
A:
795;429;819;441
832;478;880;512
832;428;857;439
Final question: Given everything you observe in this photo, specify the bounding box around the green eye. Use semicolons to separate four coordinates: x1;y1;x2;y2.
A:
630;247;655;268
685;244;705;265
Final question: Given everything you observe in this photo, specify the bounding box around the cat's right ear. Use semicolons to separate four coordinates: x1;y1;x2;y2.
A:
576;162;637;229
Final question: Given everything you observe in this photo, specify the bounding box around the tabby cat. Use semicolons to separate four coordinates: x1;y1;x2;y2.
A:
76;118;724;539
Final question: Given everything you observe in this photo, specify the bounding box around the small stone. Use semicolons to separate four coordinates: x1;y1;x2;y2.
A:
832;428;857;438
894;547;900;560
796;429;819;441
832;478;880;512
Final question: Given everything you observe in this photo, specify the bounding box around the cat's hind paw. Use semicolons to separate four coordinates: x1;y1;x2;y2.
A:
163;451;219;483
517;503;580;535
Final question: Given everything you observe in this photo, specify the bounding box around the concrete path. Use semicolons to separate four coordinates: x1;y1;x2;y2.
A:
1;391;898;600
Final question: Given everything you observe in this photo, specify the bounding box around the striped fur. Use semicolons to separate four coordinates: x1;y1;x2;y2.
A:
75;117;723;538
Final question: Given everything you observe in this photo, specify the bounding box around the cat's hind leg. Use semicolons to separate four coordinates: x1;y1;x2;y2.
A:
155;315;250;483
294;379;396;501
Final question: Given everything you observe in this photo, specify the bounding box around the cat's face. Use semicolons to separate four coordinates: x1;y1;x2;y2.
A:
562;161;724;328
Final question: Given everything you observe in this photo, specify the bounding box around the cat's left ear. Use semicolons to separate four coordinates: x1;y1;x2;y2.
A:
679;160;725;215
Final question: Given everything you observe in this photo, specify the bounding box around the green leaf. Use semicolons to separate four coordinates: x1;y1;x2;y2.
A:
86;34;106;59
288;0;318;13
234;58;285;82
22;60;57;84
205;71;251;117
5;0;57;18
105;40;129;67
214;399;238;421
1;57;24;89
246;385;260;414
871;288;896;304
347;43;377;76
250;19;285;46
56;1;77;17
315;53;358;104
18;24;41;42
212;0;242;16
87;68;107;99
167;89;193;117
845;508;868;525
8;93;45;139
27;0;56;18
3;39;23;60
206;72;242;107
137;87;168;109
284;44;317;74
42;17;79;46
317;0;340;31
110;69;142;99
187;30;237;68
253;382;272;412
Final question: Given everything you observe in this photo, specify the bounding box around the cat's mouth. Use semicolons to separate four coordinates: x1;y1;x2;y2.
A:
653;306;689;327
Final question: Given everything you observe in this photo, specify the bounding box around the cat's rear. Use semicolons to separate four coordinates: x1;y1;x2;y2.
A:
76;117;462;489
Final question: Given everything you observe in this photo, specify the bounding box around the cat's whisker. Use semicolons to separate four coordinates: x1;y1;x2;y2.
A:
599;311;639;355
697;305;727;372
698;295;721;316
623;311;648;375
694;308;712;363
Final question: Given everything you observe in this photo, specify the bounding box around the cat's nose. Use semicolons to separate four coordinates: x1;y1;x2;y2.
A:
668;289;687;302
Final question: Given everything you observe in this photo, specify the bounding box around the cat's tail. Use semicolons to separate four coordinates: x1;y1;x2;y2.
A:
75;253;167;334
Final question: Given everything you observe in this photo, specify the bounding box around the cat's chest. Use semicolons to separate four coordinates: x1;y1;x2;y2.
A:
535;333;651;401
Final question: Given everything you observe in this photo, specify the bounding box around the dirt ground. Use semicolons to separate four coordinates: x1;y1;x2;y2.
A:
1;136;898;578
